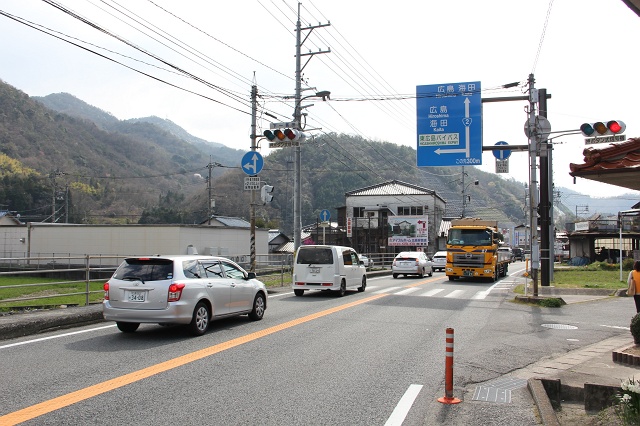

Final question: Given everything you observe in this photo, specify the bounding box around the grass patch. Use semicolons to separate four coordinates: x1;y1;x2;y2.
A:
0;276;104;309
550;268;627;290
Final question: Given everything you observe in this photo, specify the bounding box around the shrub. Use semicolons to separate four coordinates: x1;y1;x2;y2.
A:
615;377;640;424
538;298;564;308
623;257;636;271
631;314;640;345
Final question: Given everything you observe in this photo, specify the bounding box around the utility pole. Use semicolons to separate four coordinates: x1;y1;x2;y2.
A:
539;88;551;287
526;74;540;296
207;157;213;225
250;84;258;272
293;3;330;251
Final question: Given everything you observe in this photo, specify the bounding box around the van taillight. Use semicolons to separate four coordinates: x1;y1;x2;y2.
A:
103;283;109;300
168;283;186;302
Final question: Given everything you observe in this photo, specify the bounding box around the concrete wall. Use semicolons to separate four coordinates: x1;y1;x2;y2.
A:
0;224;268;258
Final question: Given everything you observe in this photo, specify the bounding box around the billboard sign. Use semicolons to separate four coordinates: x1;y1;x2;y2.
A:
388;216;429;247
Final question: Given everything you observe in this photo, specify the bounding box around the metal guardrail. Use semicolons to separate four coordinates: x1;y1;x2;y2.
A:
0;252;410;307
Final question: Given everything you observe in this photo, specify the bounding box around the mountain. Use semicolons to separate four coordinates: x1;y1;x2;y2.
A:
1;79;635;230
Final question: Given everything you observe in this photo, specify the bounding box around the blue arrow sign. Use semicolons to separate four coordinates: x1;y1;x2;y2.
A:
493;141;511;160
319;209;331;222
241;151;264;176
416;81;482;167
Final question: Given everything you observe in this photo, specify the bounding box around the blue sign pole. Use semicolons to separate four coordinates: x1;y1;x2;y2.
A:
416;81;482;167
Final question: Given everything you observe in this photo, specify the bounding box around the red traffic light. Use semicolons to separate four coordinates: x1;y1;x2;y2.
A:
579;120;626;137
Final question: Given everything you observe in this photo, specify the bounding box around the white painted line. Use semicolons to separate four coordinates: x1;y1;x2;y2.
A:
473;291;490;300
419;288;445;297
396;287;421;295
444;290;465;298
0;324;117;350
375;287;402;294
600;325;630;330
384;384;423;426
268;291;293;298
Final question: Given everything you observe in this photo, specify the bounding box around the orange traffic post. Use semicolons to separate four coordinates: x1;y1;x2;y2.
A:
438;327;461;404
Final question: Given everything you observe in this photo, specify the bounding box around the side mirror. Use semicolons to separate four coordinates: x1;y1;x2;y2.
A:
247;272;257;280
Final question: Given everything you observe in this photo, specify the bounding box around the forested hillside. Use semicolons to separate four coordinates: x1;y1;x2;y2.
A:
1;79;623;231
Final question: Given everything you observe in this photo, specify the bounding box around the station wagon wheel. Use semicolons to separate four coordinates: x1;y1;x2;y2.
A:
188;301;210;336
294;289;305;297
358;276;366;292
428;267;433;277
418;268;425;278
393;273;398;279
337;280;346;297
116;321;139;333
248;293;266;321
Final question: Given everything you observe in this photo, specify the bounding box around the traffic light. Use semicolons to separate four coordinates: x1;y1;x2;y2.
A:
260;184;274;204
579;120;626;137
263;128;306;142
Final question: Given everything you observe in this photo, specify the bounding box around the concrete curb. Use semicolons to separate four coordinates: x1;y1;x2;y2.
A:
528;378;560;426
0;304;104;341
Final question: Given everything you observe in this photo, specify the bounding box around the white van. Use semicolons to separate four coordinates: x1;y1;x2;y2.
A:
293;245;367;297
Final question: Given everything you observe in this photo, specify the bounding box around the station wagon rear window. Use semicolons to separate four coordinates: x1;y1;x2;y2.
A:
113;258;174;281
296;248;334;264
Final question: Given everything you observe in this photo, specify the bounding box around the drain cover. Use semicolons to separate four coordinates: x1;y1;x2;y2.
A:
542;323;578;330
472;377;528;403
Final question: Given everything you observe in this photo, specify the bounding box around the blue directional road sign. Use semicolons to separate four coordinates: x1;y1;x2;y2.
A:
493;141;511;160
319;209;331;222
241;151;264;176
416;81;482;167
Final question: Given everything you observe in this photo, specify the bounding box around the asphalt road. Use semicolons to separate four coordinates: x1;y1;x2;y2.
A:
0;266;632;425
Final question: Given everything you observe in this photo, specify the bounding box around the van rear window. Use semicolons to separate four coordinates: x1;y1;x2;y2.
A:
296;248;334;264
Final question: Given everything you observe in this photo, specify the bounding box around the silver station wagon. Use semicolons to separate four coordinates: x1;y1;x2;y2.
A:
103;255;267;336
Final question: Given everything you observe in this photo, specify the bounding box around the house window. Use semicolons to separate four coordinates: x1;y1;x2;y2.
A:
354;207;365;218
398;206;424;216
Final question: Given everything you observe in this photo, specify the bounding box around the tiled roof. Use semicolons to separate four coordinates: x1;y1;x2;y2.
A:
569;138;640;191
345;180;445;202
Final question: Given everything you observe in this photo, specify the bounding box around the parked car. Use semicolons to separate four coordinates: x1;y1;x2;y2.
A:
293;245;366;297
392;251;433;278
359;254;373;268
103;255;267;336
431;251;447;272
512;248;524;261
498;246;514;263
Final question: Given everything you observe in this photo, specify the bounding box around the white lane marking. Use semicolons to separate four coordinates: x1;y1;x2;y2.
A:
268;291;293;298
0;324;117;350
473;290;490;300
600;325;630;330
384;384;423;426
375;287;402;294
419;288;445;297
444;290;465;298
396;287;421;295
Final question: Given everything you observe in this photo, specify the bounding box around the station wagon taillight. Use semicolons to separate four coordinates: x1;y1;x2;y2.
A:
103;283;109;300
168;283;186;302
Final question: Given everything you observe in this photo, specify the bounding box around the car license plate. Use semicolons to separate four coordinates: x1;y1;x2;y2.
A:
127;290;146;302
310;267;320;274
463;270;473;277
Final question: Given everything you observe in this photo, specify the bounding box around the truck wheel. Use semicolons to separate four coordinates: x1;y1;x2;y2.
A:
448;276;455;281
294;289;304;296
393;273;398;279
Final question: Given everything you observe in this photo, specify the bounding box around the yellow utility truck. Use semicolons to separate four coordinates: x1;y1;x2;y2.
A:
445;218;510;282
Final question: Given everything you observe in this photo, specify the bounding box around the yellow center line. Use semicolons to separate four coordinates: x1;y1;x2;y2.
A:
403;276;440;288
0;293;389;425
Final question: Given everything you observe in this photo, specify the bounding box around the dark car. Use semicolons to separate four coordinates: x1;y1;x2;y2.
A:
512;248;524;261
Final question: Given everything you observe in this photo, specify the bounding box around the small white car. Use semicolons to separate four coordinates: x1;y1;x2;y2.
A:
359;254;373;268
293;245;367;297
103;255;267;336
431;251;447;272
392;251;433;278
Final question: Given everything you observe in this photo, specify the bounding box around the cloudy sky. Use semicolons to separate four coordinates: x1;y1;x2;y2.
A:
1;0;639;210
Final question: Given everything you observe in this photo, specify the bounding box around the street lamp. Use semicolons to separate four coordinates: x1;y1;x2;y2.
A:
293;90;331;251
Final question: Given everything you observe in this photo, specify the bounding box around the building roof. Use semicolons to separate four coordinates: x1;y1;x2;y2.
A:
569;137;640;191
201;215;250;228
345;180;446;203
